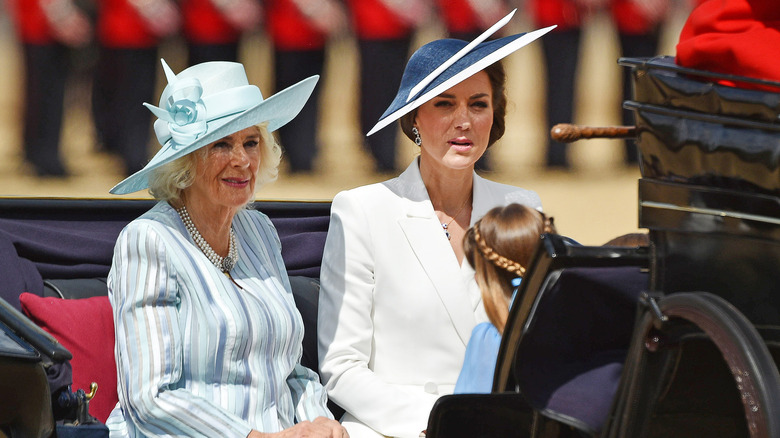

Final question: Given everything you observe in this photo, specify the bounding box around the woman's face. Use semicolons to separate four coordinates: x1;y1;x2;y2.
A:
187;126;261;211
415;71;493;171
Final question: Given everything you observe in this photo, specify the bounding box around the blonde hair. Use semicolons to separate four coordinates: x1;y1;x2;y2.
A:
464;204;556;333
148;122;281;205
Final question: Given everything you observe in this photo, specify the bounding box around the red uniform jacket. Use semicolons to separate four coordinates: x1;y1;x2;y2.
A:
181;0;241;45
346;0;412;40
96;0;158;48
8;0;56;44
266;0;326;50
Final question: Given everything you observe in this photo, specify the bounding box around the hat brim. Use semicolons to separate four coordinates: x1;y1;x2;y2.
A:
110;75;319;195
366;25;555;136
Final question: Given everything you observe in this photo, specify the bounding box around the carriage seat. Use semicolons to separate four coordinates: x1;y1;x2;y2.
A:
514;266;648;434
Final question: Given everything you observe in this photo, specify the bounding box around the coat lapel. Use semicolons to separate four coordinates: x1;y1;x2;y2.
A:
389;161;479;346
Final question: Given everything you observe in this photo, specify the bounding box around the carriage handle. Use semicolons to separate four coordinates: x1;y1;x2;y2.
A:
550;123;637;143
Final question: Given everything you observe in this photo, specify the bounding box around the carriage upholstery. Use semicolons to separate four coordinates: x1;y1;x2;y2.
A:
496;235;649;436
426;234;651;437
0;198;330;309
0;197;332;431
513;264;648;434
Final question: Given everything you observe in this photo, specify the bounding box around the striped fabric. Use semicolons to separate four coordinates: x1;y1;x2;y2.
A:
105;202;331;437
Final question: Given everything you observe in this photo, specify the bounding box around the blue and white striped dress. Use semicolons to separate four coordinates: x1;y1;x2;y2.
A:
105;202;331;437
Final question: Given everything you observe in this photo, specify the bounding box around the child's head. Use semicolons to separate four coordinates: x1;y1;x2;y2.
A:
603;232;649;248
464;203;556;332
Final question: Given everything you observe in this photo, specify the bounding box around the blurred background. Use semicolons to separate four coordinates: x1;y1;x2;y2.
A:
0;0;699;244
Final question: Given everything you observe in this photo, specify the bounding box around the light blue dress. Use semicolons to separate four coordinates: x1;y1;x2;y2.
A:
106;202;331;437
453;322;502;394
454;282;520;394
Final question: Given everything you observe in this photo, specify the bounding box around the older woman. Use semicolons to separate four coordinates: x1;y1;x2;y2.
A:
317;10;555;438
107;60;346;438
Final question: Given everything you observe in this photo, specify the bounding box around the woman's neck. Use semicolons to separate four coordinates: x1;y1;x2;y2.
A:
419;156;474;212
177;197;237;256
419;156;473;265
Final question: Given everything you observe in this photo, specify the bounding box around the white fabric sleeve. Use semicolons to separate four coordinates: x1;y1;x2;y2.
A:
318;191;438;438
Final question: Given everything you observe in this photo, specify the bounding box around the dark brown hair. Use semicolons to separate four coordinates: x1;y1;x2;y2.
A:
399;61;507;148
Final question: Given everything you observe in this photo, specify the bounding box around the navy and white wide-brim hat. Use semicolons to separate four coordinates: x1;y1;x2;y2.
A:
110;60;319;195
367;9;555;136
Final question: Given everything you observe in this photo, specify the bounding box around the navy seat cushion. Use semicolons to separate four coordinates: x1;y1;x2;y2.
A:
516;266;648;434
0;229;45;311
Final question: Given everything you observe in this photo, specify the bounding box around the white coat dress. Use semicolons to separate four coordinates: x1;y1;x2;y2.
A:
317;159;541;438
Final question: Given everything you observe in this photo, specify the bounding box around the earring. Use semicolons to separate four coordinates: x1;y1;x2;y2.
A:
412;127;422;146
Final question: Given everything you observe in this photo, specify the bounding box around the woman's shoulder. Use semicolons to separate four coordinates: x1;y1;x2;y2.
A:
235;206;271;224
123;201;177;234
335;179;395;199
232;208;275;235
470;321;501;341
476;177;542;210
334;162;426;206
332;179;402;210
233;208;280;244
114;203;183;255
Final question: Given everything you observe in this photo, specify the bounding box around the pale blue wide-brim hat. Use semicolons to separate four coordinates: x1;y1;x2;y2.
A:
367;9;555;136
110;60;319;195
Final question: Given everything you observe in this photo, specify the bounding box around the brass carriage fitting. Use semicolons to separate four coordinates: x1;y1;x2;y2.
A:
86;382;98;400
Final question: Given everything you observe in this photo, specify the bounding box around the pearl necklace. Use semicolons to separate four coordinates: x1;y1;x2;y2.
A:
176;205;237;273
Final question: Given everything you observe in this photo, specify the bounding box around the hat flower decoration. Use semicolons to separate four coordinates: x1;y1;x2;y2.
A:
110;60;318;195
148;75;208;148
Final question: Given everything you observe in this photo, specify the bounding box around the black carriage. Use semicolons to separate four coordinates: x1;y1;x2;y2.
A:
427;57;780;438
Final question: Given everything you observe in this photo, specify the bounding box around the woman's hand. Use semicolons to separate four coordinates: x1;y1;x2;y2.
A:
248;417;348;438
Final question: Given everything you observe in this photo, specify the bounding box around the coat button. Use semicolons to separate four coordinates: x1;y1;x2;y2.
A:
424;382;438;394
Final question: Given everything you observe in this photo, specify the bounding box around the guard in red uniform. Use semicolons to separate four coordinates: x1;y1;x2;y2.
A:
346;0;431;173
266;0;345;173
7;0;92;176
181;0;262;65
530;0;673;169
91;0;179;175
435;0;510;41
676;0;780;91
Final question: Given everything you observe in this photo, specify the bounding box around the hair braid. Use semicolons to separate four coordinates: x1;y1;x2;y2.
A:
542;214;555;235
473;222;526;277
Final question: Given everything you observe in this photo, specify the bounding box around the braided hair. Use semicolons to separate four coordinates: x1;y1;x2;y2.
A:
464;203;556;333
